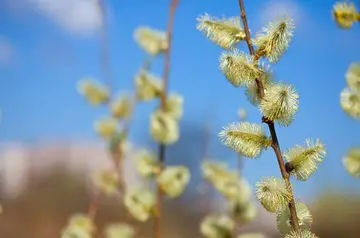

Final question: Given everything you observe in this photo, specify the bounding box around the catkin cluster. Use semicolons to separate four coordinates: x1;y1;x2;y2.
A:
338;62;360;178
197;6;326;237
62;74;136;238
199;159;262;238
121;26;190;224
332;2;360;179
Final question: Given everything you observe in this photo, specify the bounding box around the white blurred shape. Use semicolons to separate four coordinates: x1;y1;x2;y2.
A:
0;37;13;66
0;143;28;198
29;0;102;36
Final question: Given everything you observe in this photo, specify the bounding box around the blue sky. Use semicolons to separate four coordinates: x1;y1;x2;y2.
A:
0;0;360;197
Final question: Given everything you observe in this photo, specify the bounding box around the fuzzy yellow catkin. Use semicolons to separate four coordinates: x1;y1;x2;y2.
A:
201;160;233;183
78;79;110;106
245;66;273;105
237;233;265;238
340;87;360;119
259;82;299;126
164;92;184;120
92;169;119;195
255;176;292;213
283;139;326;181
276;201;313;235
332;2;358;29
230;200;257;224
135;70;163;101
219;49;260;87
94;117;119;139
157;165;191;198
68;214;95;233
105;223;135;238
200;215;235;238
135;149;160;177
61;213;95;238
346;62;360;91
253;17;295;63
342;147;360;178
150;110;179;144
124;188;155;222
284;230;319;238
196;13;246;49
214;176;252;203
110;94;132;119
61;226;92;238
219;122;270;158
134;27;168;56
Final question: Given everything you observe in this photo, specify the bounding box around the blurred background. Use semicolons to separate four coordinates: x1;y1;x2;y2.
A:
0;0;360;237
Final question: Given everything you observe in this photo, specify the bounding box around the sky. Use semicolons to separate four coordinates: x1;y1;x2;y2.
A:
0;0;360;197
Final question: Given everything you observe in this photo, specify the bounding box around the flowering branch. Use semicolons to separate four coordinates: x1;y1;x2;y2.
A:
237;0;300;231
154;0;179;237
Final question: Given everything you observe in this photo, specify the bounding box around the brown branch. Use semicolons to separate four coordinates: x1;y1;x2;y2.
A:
87;0;153;225
237;0;300;232
154;0;179;237
97;0;114;97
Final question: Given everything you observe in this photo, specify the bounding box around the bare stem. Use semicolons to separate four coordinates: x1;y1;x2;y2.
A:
154;0;179;238
237;0;300;232
97;0;114;97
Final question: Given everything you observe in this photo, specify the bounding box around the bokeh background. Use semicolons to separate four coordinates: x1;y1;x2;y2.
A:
0;0;360;237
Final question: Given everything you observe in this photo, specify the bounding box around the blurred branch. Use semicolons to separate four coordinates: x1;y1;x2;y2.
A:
154;0;179;237
98;0;114;97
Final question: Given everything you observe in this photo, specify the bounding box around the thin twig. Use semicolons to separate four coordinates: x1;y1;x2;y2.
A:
237;0;300;232
154;0;179;237
97;0;114;97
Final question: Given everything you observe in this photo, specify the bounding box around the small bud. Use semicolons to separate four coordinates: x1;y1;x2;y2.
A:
245;66;274;105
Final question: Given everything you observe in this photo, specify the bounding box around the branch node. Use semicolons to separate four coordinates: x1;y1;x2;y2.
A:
285;162;295;173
